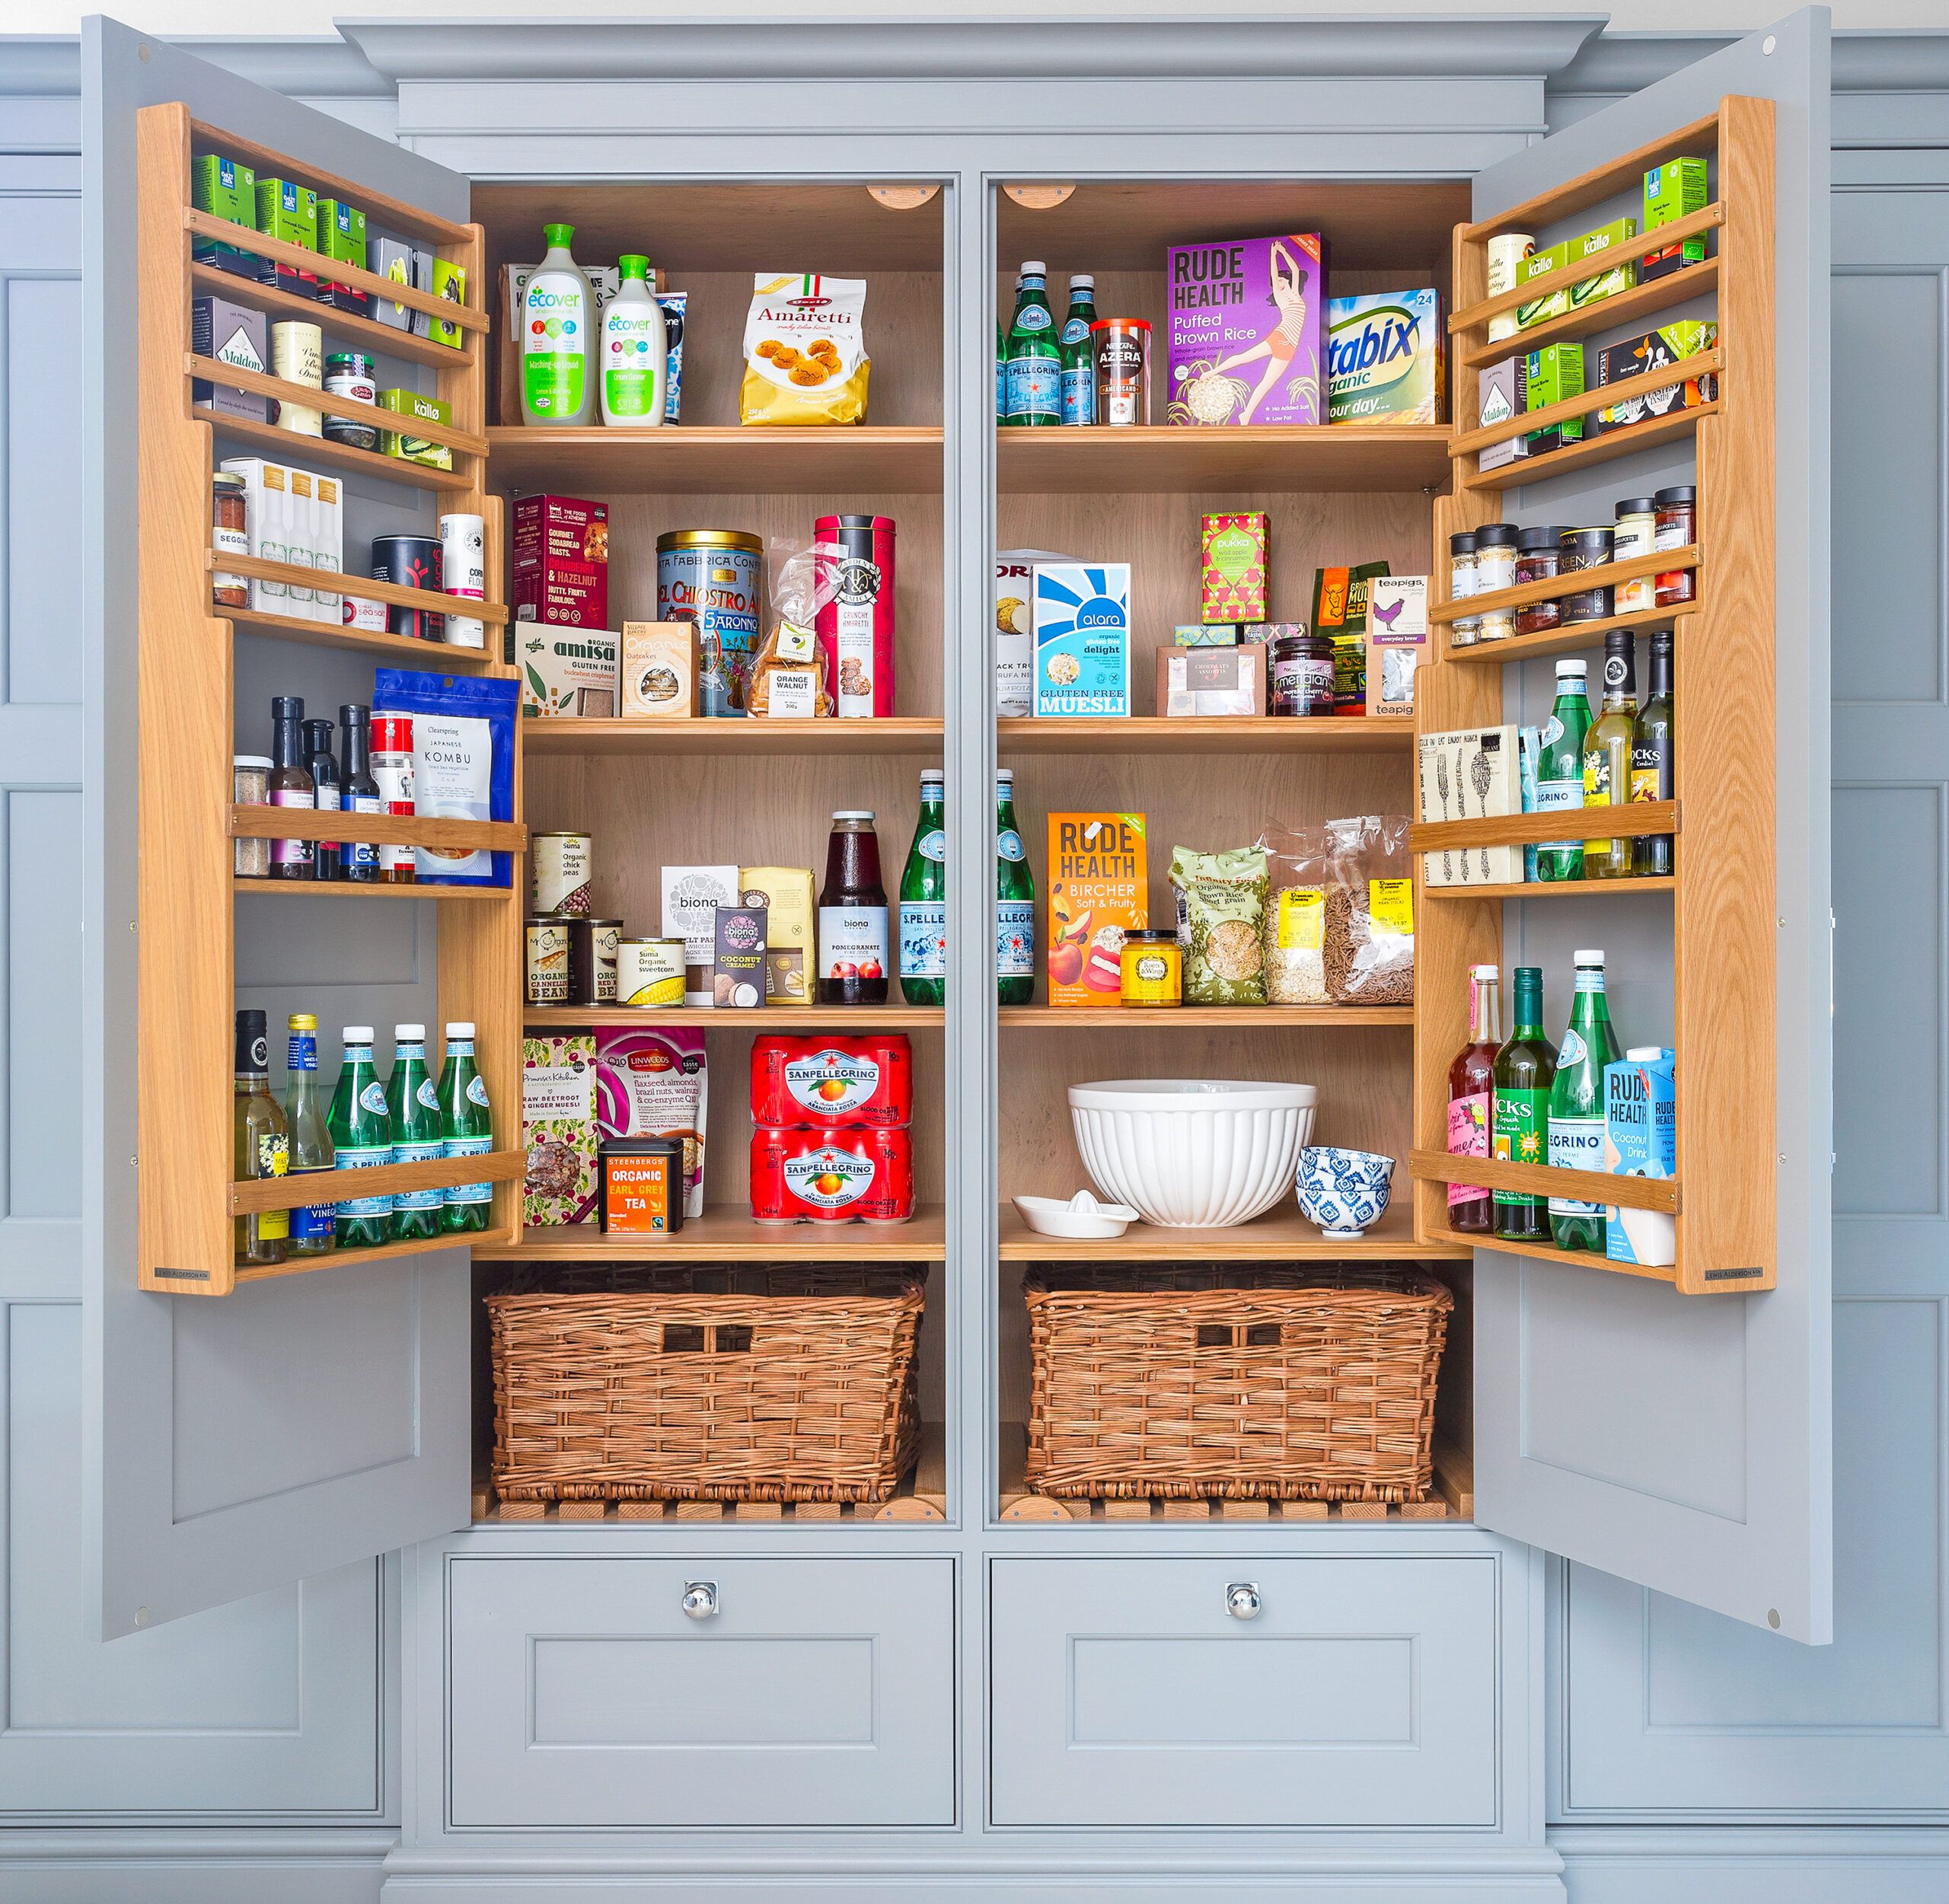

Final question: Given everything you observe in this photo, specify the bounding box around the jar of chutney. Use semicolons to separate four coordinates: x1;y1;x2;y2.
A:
1515;525;1565;635
1654;486;1698;605
1558;525;1616;623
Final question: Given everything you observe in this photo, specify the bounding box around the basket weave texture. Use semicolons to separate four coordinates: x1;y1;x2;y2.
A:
1023;1265;1451;1504
490;1267;924;1505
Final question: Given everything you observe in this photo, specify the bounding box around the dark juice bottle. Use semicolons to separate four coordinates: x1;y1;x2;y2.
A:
1492;965;1558;1243
816;810;890;1006
267;695;315;880
339;703;383;885
303;717;340;882
1447;963;1501;1236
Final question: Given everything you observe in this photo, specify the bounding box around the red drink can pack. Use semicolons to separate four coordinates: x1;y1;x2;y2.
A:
815;514;895;719
749;1033;912;1130
749;1124;914;1226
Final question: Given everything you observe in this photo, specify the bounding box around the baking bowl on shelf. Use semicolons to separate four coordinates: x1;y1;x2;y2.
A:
1067;1079;1317;1229
1293;1145;1396;1240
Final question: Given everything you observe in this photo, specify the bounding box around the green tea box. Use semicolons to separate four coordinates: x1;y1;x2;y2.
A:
1644;157;1709;280
376;387;454;471
1174;623;1239;647
1523;341;1586;454
316;198;368;317
253;176;319;299
1567;217;1637;312
415;256;469;351
1515;240;1570;330
190;153;257;276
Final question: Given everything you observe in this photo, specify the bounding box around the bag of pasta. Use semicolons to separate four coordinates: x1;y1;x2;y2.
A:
1261;824;1331;1005
747;537;836;719
1322;815;1415;1004
740;274;870;425
1169;844;1268;1006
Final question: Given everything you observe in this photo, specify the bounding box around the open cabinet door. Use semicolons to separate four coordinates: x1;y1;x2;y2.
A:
82;18;479;1637
1468;11;1834;1641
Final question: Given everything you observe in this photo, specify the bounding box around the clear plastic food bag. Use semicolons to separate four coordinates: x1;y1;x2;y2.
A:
1262;823;1331;1005
1323;815;1415;1004
748;537;837;719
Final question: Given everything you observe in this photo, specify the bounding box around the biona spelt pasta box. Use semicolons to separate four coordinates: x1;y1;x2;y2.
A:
1046;812;1147;1006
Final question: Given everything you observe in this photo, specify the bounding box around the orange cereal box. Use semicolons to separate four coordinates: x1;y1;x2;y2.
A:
1046;812;1147;1006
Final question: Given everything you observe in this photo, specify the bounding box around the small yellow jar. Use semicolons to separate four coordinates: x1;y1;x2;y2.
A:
1120;930;1182;1007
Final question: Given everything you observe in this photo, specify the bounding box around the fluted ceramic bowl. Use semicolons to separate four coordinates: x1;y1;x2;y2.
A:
1293;1146;1396;1240
1067;1080;1317;1229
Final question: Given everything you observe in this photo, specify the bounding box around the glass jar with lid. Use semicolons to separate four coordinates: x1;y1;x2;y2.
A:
322;352;379;451
1654;486;1698;605
1473;523;1520;643
233;754;272;877
212;471;249;609
1514;525;1565;636
1120;930;1182;1007
1612;496;1657;613
1558;525;1616;623
1448;530;1482;648
1269;629;1335;716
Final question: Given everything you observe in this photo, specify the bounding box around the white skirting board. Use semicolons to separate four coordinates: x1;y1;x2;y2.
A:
1556;1828;1949;1904
0;1831;390;1904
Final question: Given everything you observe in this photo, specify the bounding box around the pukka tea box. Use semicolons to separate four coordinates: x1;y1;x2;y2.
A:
1164;234;1325;428
522;1032;598;1226
1046;812;1148;1006
1523;341;1585;453
1201;512;1268;624
1325;289;1446;425
1605;1046;1677;1268
1032;561;1130;718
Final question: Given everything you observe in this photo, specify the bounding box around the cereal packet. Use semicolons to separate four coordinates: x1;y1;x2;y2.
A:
740;274;869;425
1169;844;1269;1006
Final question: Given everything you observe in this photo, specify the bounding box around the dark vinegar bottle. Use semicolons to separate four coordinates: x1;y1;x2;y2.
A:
303;717;340;882
816;810;890;1006
1446;963;1501;1236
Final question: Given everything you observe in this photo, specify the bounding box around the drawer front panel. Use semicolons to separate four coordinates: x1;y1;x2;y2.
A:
448;1558;955;1828
989;1556;1498;1829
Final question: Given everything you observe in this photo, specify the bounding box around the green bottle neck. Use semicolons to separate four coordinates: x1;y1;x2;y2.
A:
1510;972;1545;1038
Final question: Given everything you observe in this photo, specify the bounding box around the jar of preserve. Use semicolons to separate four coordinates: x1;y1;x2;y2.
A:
1474;522;1519;595
212;471;249;608
1270;630;1335;716
1120;930;1182;1007
1514;525;1565;635
1613;497;1657;613
1558;526;1616;623
322;352;379;451
1654;486;1698;605
1448;531;1482;647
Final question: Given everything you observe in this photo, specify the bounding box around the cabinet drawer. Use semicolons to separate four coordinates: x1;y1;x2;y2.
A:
448;1557;955;1828
989;1556;1498;1828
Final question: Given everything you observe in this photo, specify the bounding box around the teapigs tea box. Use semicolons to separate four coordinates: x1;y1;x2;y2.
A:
1032;562;1130;717
1201;512;1268;624
1164;234;1325;428
1325;289;1447;425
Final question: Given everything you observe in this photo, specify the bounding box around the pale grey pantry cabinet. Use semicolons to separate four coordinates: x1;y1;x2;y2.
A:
0;8;1942;1902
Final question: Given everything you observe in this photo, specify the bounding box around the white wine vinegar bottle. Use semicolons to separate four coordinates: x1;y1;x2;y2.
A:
521;223;595;427
600;254;667;428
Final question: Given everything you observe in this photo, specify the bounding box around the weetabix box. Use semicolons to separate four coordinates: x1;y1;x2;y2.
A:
1046;812;1148;1005
522;1032;598;1226
1325;289;1446;426
1163;234;1325;427
1032;562;1129;718
512;493;610;638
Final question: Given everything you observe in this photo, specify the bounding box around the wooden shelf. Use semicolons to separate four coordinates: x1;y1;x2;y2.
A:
207;407;477;493
1421;1226;1678;1287
187;352;486;458
230;805;527;854
1431;547;1698;627
1420;875;1675;901
1459;403;1715;493
519;715;944;757
1457;258;1721;371
212;552;507;625
1411;800;1678;855
1459;110;1721;242
486;426;944;496
998;1005;1412;1029
1453;351;1721;462
190;260;475;372
526;1004;944;1030
1441;601;1693;666
476;1204;949;1262
1408;1147;1678;1217
234;876;509;901
998;1200;1464;1262
222;605;509;671
998;716;1413;755
995;424;1453;495
230;1147;524;1217
230;1223;518;1286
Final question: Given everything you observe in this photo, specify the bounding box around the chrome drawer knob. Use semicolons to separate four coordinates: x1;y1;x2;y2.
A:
1226;1582;1262;1621
681;1580;719;1621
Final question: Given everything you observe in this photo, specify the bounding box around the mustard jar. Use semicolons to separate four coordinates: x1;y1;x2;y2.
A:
1120;930;1182;1007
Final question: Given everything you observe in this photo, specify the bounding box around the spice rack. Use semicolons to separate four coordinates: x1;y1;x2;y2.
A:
1408;96;1776;1296
135;101;526;1296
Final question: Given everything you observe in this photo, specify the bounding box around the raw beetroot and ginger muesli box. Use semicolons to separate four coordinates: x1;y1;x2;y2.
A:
522;1033;598;1226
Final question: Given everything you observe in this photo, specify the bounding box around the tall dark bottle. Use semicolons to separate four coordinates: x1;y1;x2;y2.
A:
1491;965;1558;1242
1632;630;1675;876
302;717;341;881
267;696;315;880
816;810;890;1006
338;703;384;884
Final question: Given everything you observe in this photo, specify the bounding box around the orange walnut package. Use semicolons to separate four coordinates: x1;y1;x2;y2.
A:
747;537;839;719
740;274;870;426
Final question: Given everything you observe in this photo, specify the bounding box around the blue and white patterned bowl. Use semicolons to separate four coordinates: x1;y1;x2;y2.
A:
1293;1147;1396;1240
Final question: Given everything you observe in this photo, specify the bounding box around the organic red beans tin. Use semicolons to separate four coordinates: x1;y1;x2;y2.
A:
748;1125;914;1226
814;515;896;718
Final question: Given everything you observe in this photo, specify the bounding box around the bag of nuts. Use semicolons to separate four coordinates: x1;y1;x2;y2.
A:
1322;815;1415;1005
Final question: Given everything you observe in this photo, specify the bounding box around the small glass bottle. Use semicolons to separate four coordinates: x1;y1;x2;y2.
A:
438;1021;494;1235
1474;523;1519;643
387;1023;445;1242
267;695;315;880
302;717;340;882
321;351;379;451
212;470;249;608
233;754;271;879
370;713;415;885
1558;527;1616;623
283;1012;336;1257
1492;966;1558;1244
1448;531;1482;648
1612;496;1657;613
233;1009;289;1268
339;703;383;884
1514;525;1564;636
1633;630;1676;876
1447;963;1501;1235
816;811;890;1005
1582;630;1639;880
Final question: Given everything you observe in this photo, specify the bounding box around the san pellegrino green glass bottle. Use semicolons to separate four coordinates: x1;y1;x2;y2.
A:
233;1009;289;1268
1535;659;1591;882
1004;263;1061;427
1548;949;1622;1251
898;768;947;1006
328;1024;392;1249
438;1020;494;1235
283;1011;336;1257
1059;273;1098;426
996;768;1035;1005
387;1022;445;1242
1492;966;1557;1242
996;313;1007;422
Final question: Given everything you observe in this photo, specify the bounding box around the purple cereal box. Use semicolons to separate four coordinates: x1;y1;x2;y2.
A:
1165;233;1325;427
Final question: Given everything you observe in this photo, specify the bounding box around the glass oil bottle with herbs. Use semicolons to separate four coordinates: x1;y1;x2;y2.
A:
1582;632;1639;879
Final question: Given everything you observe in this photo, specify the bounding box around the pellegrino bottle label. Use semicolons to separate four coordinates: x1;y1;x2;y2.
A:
899;902;947;978
1548;1115;1606;1214
442;1135;493;1207
997;901;1035;977
333;1147;393;1219
1006;356;1059;419
1491;1088;1548;1208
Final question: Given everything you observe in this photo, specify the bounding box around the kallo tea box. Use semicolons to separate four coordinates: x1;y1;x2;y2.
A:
1032;562;1130;718
1201;512;1268;624
1164;234;1325;428
1325;289;1446;425
1046;812;1147;1006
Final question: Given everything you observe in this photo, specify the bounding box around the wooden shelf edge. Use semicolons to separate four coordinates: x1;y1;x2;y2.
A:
1421;1225;1680;1287
1451;351;1721;461
1440;601;1692;664
212;553;506;624
524;1006;946;1029
187;352;487;457
229;805;527;853
997;717;1413;754
997;1006;1413;1028
475;1205;950;1263
518;716;945;756
998;1204;1466;1262
190;260;475;372
234;876;509;901
209;408;477;493
1411;801;1678;854
1408;1148;1679;1216
1457;258;1721;370
222;605;511;670
1460;403;1715;493
1420;876;1675;901
1431;547;1698;626
231;1148;525;1217
228;1223;518;1287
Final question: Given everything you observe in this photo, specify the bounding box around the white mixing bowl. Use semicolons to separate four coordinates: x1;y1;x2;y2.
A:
1067;1079;1318;1228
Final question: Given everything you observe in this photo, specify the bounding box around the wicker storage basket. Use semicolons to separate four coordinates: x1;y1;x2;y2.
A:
489;1268;925;1506
1022;1265;1451;1504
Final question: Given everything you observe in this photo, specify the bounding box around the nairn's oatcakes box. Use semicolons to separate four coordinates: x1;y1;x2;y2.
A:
1325;289;1447;426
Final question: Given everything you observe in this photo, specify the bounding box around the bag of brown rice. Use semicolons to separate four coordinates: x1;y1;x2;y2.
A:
740;274;870;425
1169;844;1268;1006
1322;815;1415;1004
1262;824;1330;1005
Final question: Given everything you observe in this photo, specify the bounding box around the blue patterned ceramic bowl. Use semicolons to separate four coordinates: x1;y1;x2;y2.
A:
1293;1147;1396;1240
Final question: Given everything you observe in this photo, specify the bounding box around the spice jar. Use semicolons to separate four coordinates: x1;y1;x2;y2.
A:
1558;526;1616;623
1654;485;1698;605
1120;930;1182;1007
322;352;379;452
1474;522;1519;595
1448;531;1481;648
1514;525;1565;636
212;471;249;609
1269;629;1335;717
232;754;271;878
1613;497;1657;613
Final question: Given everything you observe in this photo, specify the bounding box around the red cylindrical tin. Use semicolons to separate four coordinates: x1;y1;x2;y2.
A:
814;514;895;719
749;1125;915;1226
749;1033;913;1130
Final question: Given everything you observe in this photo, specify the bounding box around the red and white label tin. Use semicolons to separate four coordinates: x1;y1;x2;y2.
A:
815;514;895;718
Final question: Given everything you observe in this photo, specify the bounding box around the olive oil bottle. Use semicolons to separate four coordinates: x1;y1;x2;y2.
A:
1632;629;1675;876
